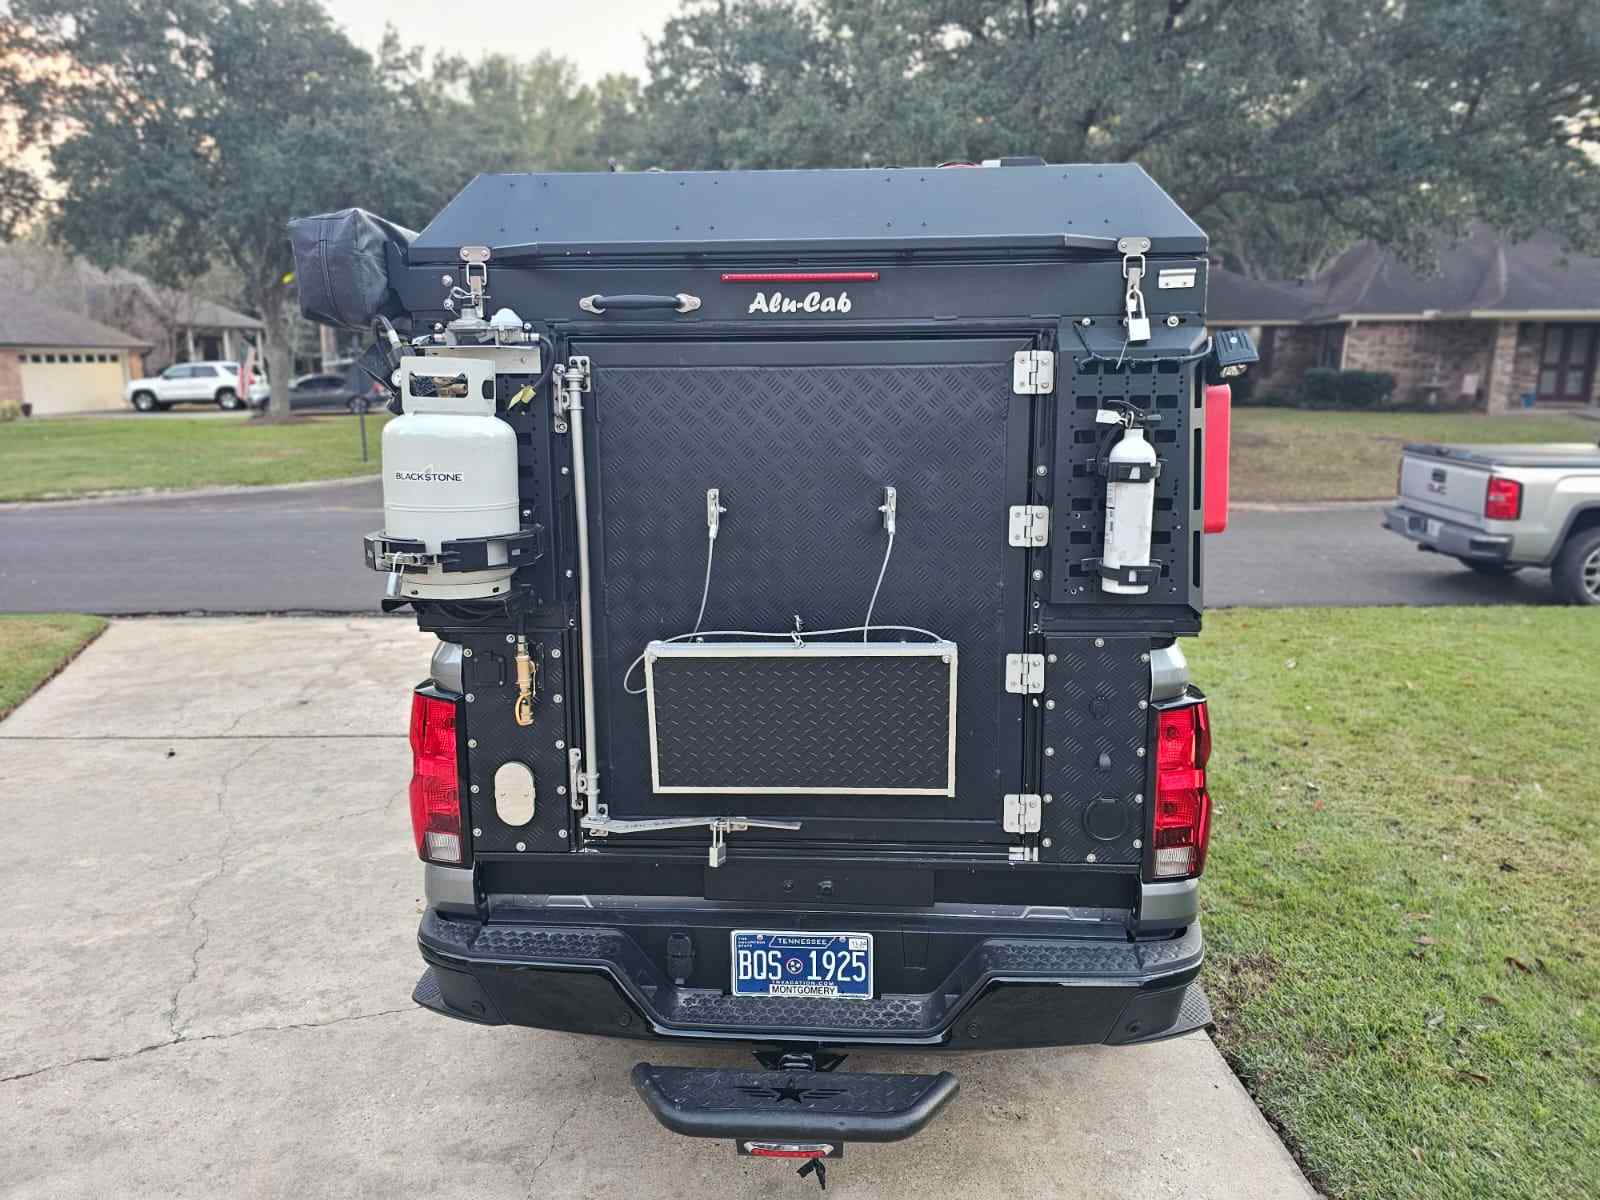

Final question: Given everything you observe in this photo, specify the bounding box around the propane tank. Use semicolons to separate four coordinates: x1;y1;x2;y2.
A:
1101;423;1158;595
382;355;521;601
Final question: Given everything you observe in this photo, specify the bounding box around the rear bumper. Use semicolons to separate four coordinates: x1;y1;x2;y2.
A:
413;905;1208;1050
1383;504;1514;562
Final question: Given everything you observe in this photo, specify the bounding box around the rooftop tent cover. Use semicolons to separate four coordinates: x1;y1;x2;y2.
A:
406;163;1207;262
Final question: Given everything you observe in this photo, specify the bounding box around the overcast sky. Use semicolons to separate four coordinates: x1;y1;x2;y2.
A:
320;0;679;81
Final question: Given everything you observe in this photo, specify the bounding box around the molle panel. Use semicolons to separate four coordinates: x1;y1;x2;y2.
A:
1038;636;1153;865
1045;356;1199;623
459;633;573;854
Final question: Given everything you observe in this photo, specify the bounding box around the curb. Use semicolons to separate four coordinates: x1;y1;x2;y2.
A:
0;473;380;512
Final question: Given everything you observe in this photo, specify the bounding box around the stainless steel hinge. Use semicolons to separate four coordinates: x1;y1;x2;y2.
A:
1002;793;1042;834
1012;350;1056;394
1008;504;1050;547
1004;652;1045;694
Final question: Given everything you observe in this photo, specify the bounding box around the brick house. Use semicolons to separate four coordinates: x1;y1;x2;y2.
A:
1210;227;1600;411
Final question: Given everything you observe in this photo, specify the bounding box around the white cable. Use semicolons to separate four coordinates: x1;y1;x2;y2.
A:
862;529;894;642
622;623;946;695
690;530;715;636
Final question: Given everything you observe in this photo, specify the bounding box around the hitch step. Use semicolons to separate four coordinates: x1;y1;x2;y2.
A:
631;1063;959;1143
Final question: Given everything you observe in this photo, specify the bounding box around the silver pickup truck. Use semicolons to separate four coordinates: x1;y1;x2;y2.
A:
1384;440;1600;604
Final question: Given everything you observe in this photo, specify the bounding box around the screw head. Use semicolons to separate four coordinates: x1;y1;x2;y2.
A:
554;739;565;750
1035;464;1048;477
1043;793;1053;804
1086;852;1096;862
1135;793;1144;803
470;784;479;794
1032;569;1044;581
1094;637;1105;648
515;842;526;852
1043;838;1054;848
1133;838;1143;849
556;785;566;795
441;273;453;286
1141;652;1151;663
565;569;575;579
467;738;477;749
551;648;561;659
506;634;516;643
462;648;473;658
472;827;482;837
558;829;568;839
1136;747;1146;757
465;693;475;703
1079;316;1093;327
1166;315;1180;328
561;465;570;475
1139;699;1149;710
1044;746;1055;757
1045;699;1056;710
553;693;563;704
1047;653;1058;664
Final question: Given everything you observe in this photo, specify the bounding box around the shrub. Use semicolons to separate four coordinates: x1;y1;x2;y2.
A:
1299;368;1397;410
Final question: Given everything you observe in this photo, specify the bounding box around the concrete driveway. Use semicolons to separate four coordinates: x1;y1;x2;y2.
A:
1;618;1315;1199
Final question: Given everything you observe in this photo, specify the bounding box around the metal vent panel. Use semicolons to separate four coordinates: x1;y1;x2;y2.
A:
646;642;957;795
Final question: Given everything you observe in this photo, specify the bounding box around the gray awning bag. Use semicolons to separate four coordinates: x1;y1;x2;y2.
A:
287;208;416;328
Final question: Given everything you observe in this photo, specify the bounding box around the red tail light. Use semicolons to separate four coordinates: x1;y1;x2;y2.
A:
1202;384;1231;533
409;692;462;864
1484;476;1521;521
1150;701;1211;879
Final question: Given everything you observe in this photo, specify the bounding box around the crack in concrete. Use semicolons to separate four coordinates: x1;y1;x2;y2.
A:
167;741;271;1040
524;1058;598;1192
0;1006;418;1086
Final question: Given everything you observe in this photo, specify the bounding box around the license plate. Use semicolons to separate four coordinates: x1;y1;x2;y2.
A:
1426;519;1442;538
732;931;873;1000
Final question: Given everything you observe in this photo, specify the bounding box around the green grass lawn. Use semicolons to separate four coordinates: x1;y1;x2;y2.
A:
1190;608;1599;1199
0;414;387;501
1232;409;1599;503
0;615;107;720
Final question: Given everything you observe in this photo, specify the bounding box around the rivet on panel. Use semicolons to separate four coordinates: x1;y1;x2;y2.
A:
1043;838;1053;848
516;842;526;852
553;693;563;704
463;648;473;658
1044;746;1055;757
467;738;477;749
1136;747;1146;758
470;784;480;794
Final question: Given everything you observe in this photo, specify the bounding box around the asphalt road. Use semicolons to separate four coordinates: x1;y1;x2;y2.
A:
0;619;1314;1198
0;479;1563;613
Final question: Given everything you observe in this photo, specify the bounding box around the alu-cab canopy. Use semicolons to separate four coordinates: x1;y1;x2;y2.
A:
406;163;1207;263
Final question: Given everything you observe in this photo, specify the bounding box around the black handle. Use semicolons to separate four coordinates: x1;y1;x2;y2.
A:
578;292;702;315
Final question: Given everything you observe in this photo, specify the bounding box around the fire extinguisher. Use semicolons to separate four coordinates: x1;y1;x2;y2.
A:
1097;409;1161;595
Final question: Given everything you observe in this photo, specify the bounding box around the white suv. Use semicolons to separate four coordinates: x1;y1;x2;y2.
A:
126;361;270;412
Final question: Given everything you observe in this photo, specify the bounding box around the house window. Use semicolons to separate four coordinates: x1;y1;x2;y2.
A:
1317;325;1346;369
1537;324;1599;403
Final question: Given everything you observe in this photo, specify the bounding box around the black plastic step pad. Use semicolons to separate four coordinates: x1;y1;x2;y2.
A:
632;1064;959;1142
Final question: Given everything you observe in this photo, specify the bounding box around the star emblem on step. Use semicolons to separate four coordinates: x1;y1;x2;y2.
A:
735;1079;847;1104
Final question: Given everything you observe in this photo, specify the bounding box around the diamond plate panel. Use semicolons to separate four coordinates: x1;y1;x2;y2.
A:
584;346;1020;820
460;633;573;854
1039;636;1152;864
649;652;953;792
1048;357;1196;609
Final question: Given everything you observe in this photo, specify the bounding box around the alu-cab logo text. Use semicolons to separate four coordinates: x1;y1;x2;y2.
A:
748;290;852;315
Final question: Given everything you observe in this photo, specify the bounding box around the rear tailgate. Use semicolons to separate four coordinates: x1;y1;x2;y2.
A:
1398;444;1489;526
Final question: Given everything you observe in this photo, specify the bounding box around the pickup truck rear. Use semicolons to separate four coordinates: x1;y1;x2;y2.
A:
292;162;1253;1186
1385;441;1600;604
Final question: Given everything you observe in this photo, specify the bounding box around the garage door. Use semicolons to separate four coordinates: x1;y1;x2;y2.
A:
20;354;127;416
